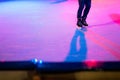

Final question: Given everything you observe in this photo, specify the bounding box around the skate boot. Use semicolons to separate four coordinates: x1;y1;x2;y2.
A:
77;18;83;27
81;17;88;26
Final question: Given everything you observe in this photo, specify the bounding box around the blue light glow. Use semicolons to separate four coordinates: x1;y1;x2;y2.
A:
32;58;38;64
39;60;43;64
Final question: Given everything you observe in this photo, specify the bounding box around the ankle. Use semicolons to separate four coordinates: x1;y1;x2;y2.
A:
82;17;87;21
78;17;82;20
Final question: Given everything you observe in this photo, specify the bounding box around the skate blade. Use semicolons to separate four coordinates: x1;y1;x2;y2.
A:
76;26;87;32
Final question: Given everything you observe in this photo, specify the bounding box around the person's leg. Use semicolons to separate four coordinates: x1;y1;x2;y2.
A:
77;0;85;19
82;0;91;26
77;0;85;27
82;0;91;18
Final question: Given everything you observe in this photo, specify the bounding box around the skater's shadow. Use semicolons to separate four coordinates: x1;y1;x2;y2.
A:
89;22;113;28
0;0;14;2
88;13;120;28
51;0;68;4
65;28;88;62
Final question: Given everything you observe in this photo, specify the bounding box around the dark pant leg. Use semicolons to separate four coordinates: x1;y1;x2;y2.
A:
82;0;91;18
77;0;85;19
